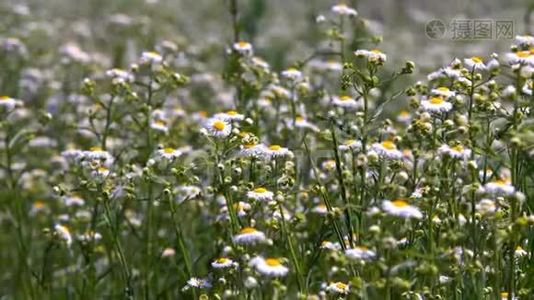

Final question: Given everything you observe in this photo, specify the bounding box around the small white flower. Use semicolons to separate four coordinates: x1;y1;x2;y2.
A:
345;246;376;261
464;56;486;71
420;96;453;113
431;87;456;99
354;49;387;64
382;199;423;219
438;144;471;160
515;245;527;257
233;41;253;56
140;51;163;64
233;227;267;245
338;139;362;152
326;282;350;294
238;143;267;158
514;35;534;47
484;179;515;196
205;118;231;138
0;96;23;110
214;110;245;122
396;110;412;123
281;68;302;81
183;277;211;291
320;240;341;250
54;224;72;246
156;147;182;160
63;194;85;206
211;257;237;269
294;116;319;132
312;204;328;215
331;3;358;16
250;256;289;277
371;140;402;160
476;199;497;215
332;95;360;109
247;187;274;202
162;248;176;257
105;68;134;83
150;119;169;133
260;144;292;159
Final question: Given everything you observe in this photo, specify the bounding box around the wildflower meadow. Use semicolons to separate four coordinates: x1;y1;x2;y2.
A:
1;0;534;299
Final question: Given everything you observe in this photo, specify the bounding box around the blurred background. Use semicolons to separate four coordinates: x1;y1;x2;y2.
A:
1;0;533;74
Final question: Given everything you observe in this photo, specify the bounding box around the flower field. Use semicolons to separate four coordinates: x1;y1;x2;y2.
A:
1;1;534;299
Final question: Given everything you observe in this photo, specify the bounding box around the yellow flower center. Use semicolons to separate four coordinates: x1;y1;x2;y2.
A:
226;110;238;115
90;146;102;152
269;145;281;151
430;97;444;104
381;140;396;150
240;227;257;234
399;110;410;117
254;187;267;193
155;120;166;126
199;111;208;117
33;200;45;209
516;246;523;251
355;245;369;250
340;95;352;101
494;179;507;186
471;56;483;63
98;167;108;172
0;96;9;101
265;258;281;266
517;50;531;58
243;143;256;149
371;49;381;54
216;257;229;264
451;145;463;152
213;120;226;131
437;87;450;92
335;282;348;290
295;116;304;122
237;41;249;48
163;147;175;154
392;199;409;207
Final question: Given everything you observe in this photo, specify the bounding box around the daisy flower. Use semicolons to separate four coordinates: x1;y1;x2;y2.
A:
431;86;456;99
326;282;350;294
420;96;453;113
262;144;292;159
294;116;319;131
105;68;134;83
438;144;471;160
233;227;267;245
345;246;377;261
247;187;274;202
515;245;527;257
238;143;266;158
211;257;237;269
321;240;341;251
382;199;423;219
514;35;534;47
156;147;182;160
162;248;176;257
332;95;360;109
252;57;270;71
338;139;362;151
331;3;358;16
281;67;303;81
63;194;85;206
396;110;412;123
354;49;387;64
54;224;72;246
233;41;253;56
476;199;497;216
504;50;533;65
500;292;518;300
0;96;23;110
371;140;403;160
484;179;515;196
140;51;163;64
150;119;169;133
312;204;328;215
204;118;231;138
464;56;486;71
182;277;212;291
250;257;289;277
214;110;245;122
